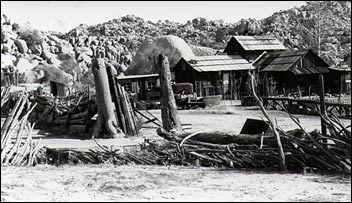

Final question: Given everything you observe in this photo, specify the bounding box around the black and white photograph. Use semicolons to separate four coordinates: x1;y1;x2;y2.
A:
1;1;351;202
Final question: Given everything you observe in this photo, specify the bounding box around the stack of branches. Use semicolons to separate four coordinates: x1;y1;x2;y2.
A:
1;92;41;166
276;110;351;173
1;86;11;108
41;117;350;174
33;90;96;131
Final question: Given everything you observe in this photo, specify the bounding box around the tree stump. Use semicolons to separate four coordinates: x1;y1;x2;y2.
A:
156;54;182;132
92;58;120;138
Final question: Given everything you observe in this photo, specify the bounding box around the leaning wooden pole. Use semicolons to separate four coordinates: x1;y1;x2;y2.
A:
248;71;287;172
92;58;120;138
156;54;182;132
318;74;327;137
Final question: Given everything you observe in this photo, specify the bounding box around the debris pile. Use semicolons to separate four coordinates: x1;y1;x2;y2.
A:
1;90;40;166
41;111;351;174
31;87;95;135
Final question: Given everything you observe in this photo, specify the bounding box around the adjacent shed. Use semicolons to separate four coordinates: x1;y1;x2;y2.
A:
172;55;255;100
224;36;286;62
116;74;161;100
325;66;351;94
253;49;330;96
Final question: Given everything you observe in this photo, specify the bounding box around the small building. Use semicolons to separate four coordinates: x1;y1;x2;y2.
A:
172;55;255;100
252;49;330;96
116;74;161;100
325;66;351;94
223;36;286;62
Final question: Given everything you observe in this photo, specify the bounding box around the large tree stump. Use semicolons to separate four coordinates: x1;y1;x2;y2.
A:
92;58;120;138
156;54;182;132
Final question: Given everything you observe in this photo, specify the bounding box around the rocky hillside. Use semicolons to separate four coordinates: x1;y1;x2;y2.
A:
1;1;350;87
67;1;350;67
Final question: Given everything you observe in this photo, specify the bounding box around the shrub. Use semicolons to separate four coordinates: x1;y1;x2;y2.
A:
17;27;44;49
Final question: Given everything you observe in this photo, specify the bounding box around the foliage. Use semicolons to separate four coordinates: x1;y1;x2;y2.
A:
17;26;44;48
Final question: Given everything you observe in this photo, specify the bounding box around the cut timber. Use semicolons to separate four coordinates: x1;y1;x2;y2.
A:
155;54;182;132
156;127;276;145
92;58;120;138
106;65;126;134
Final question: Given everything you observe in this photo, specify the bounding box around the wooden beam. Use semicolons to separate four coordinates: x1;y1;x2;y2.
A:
319;74;327;137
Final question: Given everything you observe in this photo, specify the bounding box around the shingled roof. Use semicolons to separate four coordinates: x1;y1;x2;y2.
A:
173;55;255;72
253;49;330;75
226;36;287;51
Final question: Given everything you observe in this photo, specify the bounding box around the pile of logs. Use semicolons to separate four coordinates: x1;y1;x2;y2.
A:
31;88;96;135
108;77;138;137
1;91;41;166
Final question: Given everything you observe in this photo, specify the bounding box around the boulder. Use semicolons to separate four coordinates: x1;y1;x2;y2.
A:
75;46;93;56
33;63;73;86
190;45;217;56
41;41;49;51
2;41;13;53
1;53;16;68
76;53;91;64
23;69;45;83
48;57;61;67
1;24;17;42
128;35;195;75
47;35;62;45
14;58;36;73
57;44;74;55
41;49;56;61
14;39;28;53
31;44;43;55
48;40;56;46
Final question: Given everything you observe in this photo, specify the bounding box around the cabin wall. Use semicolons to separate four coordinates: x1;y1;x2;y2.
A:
119;77;160;100
324;70;351;94
174;68;249;100
259;71;324;97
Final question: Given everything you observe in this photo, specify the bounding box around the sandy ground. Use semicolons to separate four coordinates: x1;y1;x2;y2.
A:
1;164;351;202
1;100;351;202
24;100;351;149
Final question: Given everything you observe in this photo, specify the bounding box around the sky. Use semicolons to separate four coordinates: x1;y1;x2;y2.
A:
1;1;306;33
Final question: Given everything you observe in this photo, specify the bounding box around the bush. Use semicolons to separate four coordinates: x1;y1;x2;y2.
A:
17;27;44;49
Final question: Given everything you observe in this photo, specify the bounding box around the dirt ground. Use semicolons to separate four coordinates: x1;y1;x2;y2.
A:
27;100;351;149
1;101;351;202
1;164;351;202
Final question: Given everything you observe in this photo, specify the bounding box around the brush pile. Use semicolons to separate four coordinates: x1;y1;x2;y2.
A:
42;111;351;173
32;87;94;128
1;91;41;166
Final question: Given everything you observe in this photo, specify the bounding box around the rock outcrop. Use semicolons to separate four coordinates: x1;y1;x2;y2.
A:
128;35;195;75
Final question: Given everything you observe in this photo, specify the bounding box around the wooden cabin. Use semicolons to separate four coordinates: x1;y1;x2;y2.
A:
172;55;255;100
223;36;286;62
253;49;330;97
326;66;351;94
116;74;161;100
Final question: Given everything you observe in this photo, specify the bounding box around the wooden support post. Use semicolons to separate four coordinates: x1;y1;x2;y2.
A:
319;74;327;137
156;54;182;132
92;58;120;138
